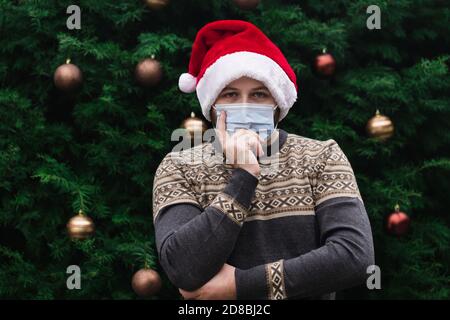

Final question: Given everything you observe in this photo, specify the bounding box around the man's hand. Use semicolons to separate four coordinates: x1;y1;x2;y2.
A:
216;111;263;177
179;264;237;300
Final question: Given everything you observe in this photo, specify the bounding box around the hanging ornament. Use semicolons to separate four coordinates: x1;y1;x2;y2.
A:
54;58;83;92
135;56;163;87
132;268;162;297
181;112;208;141
145;0;170;10
233;0;260;10
67;209;95;240
366;109;394;141
313;48;336;78
386;204;410;236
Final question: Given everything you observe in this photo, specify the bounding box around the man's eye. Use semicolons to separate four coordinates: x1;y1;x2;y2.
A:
253;91;268;98
223;92;237;98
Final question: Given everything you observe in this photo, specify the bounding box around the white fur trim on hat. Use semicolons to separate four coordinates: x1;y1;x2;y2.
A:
196;51;298;122
178;72;197;93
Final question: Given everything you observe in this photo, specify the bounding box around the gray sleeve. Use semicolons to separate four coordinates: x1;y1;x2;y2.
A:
154;168;258;291
235;196;375;300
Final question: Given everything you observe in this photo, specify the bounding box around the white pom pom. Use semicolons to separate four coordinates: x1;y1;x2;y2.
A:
178;73;197;93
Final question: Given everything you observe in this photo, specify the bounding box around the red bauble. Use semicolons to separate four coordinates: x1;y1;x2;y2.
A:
387;204;410;236
314;50;336;77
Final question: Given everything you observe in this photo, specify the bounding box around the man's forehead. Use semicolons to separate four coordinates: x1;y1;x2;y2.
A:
222;85;269;91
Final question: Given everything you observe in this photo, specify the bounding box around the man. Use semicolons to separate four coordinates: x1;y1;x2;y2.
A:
152;20;374;300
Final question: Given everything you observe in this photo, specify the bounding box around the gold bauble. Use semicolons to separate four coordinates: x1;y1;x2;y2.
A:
233;0;260;10
131;268;162;297
181;112;208;140
366;109;394;141
145;0;170;10
54;59;83;92
135;57;163;87
67;210;95;240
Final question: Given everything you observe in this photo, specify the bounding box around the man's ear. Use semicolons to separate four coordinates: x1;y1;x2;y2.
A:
210;108;217;125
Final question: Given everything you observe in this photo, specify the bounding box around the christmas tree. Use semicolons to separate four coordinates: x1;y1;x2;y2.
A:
0;0;449;299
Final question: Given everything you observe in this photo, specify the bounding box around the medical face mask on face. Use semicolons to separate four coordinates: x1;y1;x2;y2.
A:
213;103;278;141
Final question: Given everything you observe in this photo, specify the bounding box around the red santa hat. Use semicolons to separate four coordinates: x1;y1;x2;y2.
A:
178;20;298;122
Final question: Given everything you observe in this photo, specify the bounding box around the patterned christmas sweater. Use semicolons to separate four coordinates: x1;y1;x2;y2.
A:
152;129;374;300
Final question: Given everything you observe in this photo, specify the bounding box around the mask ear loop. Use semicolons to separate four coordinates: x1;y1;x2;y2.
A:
273;105;279;130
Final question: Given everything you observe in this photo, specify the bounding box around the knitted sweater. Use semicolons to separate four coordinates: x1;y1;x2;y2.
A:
152;129;375;300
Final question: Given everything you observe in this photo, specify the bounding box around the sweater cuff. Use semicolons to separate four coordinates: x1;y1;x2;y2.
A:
235;260;287;300
223;168;258;209
235;264;268;300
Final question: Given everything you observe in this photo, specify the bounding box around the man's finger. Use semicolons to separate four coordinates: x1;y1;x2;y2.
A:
241;134;263;156
179;288;200;300
217;110;226;135
257;141;264;157
237;128;264;145
216;111;228;151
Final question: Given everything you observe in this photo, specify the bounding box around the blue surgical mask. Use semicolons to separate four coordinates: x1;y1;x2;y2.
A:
213;103;278;141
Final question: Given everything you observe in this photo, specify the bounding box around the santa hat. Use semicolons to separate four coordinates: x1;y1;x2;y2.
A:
178;20;298;122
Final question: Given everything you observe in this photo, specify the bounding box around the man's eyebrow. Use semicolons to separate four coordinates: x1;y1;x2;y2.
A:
222;86;239;91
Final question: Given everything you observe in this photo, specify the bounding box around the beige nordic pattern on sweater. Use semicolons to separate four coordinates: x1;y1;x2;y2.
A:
209;192;248;226
266;260;287;300
152;133;363;223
